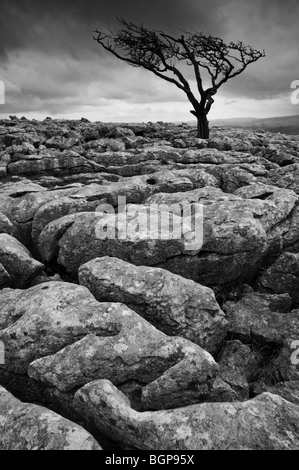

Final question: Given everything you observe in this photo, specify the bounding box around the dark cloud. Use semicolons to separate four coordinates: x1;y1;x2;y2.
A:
0;0;228;57
0;0;298;120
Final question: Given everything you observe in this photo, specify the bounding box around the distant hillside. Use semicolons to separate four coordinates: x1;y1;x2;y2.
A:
209;115;299;135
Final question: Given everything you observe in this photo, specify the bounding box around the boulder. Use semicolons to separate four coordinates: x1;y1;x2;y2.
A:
0;179;46;197
48;186;299;287
78;257;227;353
0;282;117;373
74;379;299;450
37;213;80;261
225;291;299;345
0;234;44;287
7;151;95;177
225;291;299;384
266;163;299;194
0;386;101;450
252;380;299;406
31;196;99;244
217;340;262;400
8;185;81;246
0;282;219;410
256;252;299;306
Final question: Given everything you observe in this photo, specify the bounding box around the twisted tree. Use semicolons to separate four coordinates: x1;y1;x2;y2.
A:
94;19;265;138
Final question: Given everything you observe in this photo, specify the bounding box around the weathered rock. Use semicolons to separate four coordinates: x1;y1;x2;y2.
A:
234;181;283;199
7;151;96;177
78;257;227;353
28;272;63;287
37;213;79;261
108;126;136;139
0;195;14;223
31;196;99;244
8;185;81;246
172;138;202;149
74;379;299;450
234;182;299;251
225;291;299;345
225;292;299;384
0;152;11;177
0;213;13;235
0;119;298;449
25;172;112;188
0;233;44;287
164;148;255;165
66;168;209;206
143;185;233;206
256;252;299;306
0;179;46;197
266;163;299;194
41;207;195;272
260;143;299;166
207;376;239;402
29;329;218;411
44;136;82;150
0;282;218;410
219;166;257;192
252;380;299;406
269;337;299;382
217;340;262;399
50;185;299;287
0;386;101;450
0;282;117;373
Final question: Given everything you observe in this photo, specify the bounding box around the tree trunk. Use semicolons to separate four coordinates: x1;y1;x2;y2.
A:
196;112;209;139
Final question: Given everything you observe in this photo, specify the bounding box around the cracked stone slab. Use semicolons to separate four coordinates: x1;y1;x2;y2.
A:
0;282;118;373
47;186;299;287
256;252;299;306
0;233;44;287
74;379;299;450
217;340;262;400
225;291;299;345
225;292;299;383
78;256;227;353
0;281;219;411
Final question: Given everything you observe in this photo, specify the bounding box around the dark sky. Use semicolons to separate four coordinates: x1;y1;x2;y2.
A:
0;0;298;121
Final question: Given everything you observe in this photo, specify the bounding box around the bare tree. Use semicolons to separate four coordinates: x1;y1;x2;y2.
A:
94;19;265;138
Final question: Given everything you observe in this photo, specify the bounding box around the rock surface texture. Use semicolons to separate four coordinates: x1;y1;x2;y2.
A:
78;256;227;353
0;386;101;450
1;117;299;450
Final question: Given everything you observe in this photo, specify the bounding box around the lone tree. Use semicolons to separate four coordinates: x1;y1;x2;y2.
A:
94;19;265;138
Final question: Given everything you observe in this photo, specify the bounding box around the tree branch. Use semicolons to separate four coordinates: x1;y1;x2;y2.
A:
93;19;266;135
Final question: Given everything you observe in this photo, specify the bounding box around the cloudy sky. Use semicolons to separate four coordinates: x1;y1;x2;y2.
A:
0;0;298;122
